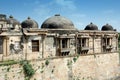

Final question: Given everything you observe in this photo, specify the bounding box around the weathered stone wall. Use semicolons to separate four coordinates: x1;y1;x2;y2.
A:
27;36;43;60
69;38;76;55
94;36;102;53
88;36;102;54
0;53;119;80
88;36;94;54
112;37;118;52
0;64;24;80
44;36;56;58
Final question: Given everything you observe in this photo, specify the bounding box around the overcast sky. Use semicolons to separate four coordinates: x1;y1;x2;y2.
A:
0;0;120;31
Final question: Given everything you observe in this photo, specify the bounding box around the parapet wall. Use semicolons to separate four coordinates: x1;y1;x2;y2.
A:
0;53;119;80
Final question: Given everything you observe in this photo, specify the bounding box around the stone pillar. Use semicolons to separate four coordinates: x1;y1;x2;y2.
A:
42;35;45;58
22;36;28;60
3;37;7;56
93;36;95;54
116;35;118;51
67;38;70;48
101;36;103;53
110;38;112;45
0;37;3;54
60;38;62;49
6;37;10;56
55;35;58;56
106;38;107;45
75;34;78;54
3;37;9;56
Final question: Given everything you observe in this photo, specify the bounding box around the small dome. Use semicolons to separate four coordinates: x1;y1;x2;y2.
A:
84;22;98;30
101;24;114;31
0;14;6;20
7;15;20;26
41;14;75;29
21;17;38;28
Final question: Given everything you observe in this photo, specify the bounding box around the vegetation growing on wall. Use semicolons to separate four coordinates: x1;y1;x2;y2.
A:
0;60;18;66
20;60;35;80
73;54;80;63
45;59;49;66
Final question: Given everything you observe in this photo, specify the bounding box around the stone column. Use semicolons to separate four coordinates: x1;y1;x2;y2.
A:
67;38;70;48
3;37;7;56
116;35;118;51
60;38;62;49
42;35;45;58
101;36;103;53
106;38;107;45
3;37;9;56
110;38;112;45
0;37;3;54
25;39;28;60
75;34;78;55
93;36;95;54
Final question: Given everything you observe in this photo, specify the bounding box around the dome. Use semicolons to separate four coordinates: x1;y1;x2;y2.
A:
41;14;75;29
84;22;98;30
21;17;38;28
7;15;20;26
0;14;6;20
101;24;114;31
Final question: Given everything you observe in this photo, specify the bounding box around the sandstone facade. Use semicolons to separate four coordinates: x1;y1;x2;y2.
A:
0;14;119;80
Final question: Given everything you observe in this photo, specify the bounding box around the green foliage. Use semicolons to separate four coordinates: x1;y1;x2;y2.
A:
34;78;36;80
73;54;80;63
23;63;35;77
73;57;77;63
20;60;35;80
7;67;11;72
40;70;44;73
67;60;72;66
24;77;29;80
45;60;49;66
51;69;54;73
0;60;18;66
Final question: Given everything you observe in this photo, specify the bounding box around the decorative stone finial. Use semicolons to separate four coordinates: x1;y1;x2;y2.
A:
90;22;93;24
27;17;31;19
106;23;109;25
9;15;13;18
55;14;60;16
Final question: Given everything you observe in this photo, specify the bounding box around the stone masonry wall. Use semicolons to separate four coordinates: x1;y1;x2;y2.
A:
0;53;119;80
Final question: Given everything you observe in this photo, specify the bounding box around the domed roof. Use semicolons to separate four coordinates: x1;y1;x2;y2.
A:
41;14;75;29
101;24;114;31
7;15;20;26
84;22;98;30
21;17;38;28
0;14;6;20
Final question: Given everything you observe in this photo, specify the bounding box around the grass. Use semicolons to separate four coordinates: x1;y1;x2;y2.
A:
0;60;18;66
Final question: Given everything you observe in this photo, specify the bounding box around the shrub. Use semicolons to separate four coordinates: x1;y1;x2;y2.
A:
20;60;35;80
45;60;49;66
73;57;77;63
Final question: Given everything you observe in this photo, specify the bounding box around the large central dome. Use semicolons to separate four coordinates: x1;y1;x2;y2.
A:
41;14;75;29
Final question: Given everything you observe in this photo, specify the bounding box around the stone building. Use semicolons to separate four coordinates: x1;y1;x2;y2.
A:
0;14;118;61
0;14;120;80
